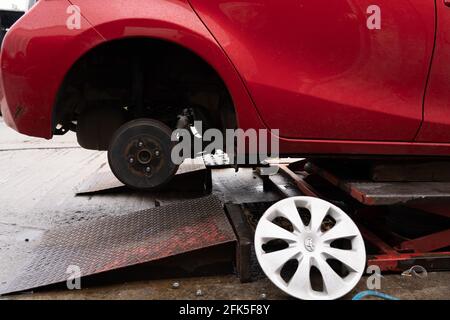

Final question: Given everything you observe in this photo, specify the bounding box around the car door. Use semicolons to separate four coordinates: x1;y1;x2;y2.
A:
189;0;435;141
417;0;450;143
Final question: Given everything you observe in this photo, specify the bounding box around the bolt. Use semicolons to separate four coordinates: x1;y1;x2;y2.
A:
196;289;203;297
260;293;267;300
129;157;135;164
304;162;313;173
172;282;180;289
138;141;144;148
154;150;161;157
145;167;152;173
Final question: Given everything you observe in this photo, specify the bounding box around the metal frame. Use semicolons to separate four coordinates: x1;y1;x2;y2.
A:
261;159;450;272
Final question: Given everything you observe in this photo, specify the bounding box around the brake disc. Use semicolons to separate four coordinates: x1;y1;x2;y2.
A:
254;196;366;300
108;118;179;190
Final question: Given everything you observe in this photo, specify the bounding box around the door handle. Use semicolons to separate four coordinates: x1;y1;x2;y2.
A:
445;0;450;7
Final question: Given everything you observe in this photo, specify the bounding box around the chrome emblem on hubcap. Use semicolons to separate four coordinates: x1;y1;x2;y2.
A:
304;237;315;252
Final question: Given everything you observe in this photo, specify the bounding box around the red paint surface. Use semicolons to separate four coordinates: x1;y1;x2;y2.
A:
2;0;450;156
190;0;434;141
417;1;450;143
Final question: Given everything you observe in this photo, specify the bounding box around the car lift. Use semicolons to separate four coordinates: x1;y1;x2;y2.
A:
261;159;450;273
2;157;450;295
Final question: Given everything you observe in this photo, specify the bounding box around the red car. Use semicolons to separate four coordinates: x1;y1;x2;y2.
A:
1;0;450;189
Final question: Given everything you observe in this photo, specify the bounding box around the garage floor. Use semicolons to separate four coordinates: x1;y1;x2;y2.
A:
0;118;449;300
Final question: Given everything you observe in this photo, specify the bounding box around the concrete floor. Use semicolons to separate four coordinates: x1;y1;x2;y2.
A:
0;118;449;300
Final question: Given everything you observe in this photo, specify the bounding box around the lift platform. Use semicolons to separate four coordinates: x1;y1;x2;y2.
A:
2;156;450;296
261;159;450;272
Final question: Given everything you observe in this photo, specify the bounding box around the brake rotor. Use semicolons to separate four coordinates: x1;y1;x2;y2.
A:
254;197;366;300
108;118;179;190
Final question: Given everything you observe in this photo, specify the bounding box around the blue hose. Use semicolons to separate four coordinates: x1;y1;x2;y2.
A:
352;290;400;300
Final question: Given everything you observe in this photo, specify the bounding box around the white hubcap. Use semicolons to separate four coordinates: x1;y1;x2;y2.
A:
254;197;366;300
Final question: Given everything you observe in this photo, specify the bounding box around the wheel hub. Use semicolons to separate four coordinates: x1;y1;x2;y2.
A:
108;119;179;190
125;137;162;177
136;148;153;165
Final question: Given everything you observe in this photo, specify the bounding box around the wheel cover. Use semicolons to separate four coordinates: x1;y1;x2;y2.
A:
254;197;366;300
108;119;178;190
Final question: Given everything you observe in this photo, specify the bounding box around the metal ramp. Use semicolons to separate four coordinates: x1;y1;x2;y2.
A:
74;157;211;195
0;196;236;295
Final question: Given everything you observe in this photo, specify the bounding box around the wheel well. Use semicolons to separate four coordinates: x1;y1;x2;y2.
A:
52;38;237;150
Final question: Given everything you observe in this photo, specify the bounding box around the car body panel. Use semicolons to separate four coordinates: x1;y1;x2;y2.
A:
417;1;450;143
3;0;450;156
189;0;435;141
0;0;266;138
68;0;266;132
0;0;104;137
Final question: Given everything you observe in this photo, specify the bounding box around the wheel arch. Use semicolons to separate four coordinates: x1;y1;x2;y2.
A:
51;17;264;137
